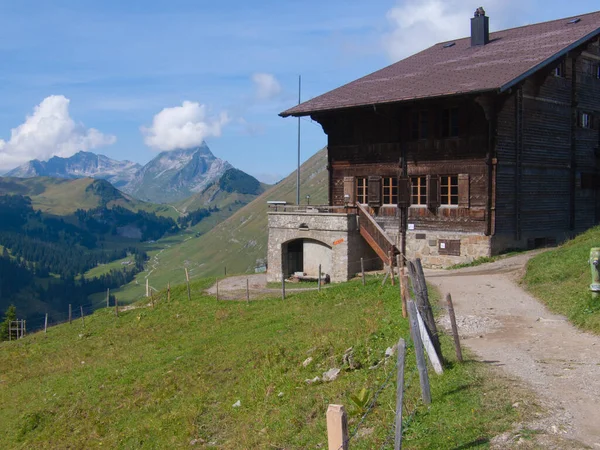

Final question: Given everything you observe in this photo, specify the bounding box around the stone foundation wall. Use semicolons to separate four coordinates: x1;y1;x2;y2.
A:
405;231;492;268
267;212;380;283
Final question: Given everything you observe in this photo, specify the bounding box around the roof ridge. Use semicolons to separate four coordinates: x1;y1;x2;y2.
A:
437;9;600;47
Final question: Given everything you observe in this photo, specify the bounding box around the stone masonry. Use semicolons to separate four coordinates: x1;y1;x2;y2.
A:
267;211;379;283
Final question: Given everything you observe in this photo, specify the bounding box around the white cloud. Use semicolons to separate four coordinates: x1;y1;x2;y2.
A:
0;95;116;170
383;1;530;61
141;101;229;151
252;73;282;100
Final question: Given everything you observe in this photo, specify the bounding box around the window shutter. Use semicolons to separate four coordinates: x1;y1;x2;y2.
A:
458;174;470;208
368;176;382;207
343;176;355;205
427;175;440;209
397;176;411;208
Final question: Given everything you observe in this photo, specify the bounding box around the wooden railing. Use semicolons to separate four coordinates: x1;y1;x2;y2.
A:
356;202;399;266
267;204;357;214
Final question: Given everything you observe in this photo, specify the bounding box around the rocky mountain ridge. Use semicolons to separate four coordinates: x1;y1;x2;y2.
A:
5;143;236;203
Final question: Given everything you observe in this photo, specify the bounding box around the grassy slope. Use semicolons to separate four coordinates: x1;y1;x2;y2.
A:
524;226;600;334
175;181;270;213
0;176;178;219
0;277;533;449
113;148;329;303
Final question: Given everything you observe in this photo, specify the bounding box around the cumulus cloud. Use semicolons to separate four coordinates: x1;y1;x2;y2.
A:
0;95;116;171
252;73;282;100
141;101;229;151
383;1;528;61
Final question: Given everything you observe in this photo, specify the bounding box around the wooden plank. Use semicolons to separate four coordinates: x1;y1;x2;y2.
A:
446;293;463;362
416;308;443;374
407;300;431;404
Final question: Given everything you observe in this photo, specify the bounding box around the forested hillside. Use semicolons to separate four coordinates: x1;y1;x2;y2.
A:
0;193;178;329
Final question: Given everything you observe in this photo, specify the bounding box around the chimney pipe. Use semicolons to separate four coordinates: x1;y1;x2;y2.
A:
471;7;489;46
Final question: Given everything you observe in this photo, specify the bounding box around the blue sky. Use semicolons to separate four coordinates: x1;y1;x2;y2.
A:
0;0;598;182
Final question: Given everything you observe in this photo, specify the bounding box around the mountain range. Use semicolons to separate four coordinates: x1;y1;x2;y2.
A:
4;143;243;204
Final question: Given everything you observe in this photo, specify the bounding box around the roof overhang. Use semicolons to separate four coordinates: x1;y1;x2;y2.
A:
279;88;498;118
499;27;600;93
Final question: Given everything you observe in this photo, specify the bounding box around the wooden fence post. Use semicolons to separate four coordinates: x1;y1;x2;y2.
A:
407;259;442;361
361;257;365;286
115;297;119;317
69;304;72;324
146;278;149;298
326;404;348;450
396;255;407;318
407;300;431;404
80;306;85;328
246;278;250;304
318;264;322;292
389;251;395;286
395;338;406;450
185;268;191;301
151;291;155;308
107;288;110;308
281;274;286;300
44;313;48;334
446;293;463;362
167;282;171;302
224;266;227;277
381;271;390;287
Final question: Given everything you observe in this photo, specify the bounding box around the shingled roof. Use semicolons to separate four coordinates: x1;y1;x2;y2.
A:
280;10;600;117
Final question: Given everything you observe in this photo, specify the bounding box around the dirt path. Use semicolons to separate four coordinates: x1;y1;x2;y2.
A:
205;274;325;300
427;252;600;448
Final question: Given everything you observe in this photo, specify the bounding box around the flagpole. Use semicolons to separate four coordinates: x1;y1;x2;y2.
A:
296;75;301;205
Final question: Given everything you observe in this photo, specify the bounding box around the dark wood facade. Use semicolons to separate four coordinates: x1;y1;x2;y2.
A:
311;37;600;252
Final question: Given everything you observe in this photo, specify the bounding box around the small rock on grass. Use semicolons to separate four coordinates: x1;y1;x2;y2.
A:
232;400;241;408
322;368;340;382
302;357;313;367
305;376;321;385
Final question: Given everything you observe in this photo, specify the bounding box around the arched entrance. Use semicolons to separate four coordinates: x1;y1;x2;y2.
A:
282;238;333;278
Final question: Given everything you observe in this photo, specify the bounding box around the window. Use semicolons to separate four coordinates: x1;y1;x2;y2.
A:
440;175;458;205
382;177;398;205
580;112;593;129
356;177;368;204
553;61;565;77
442;108;459;137
411;111;429;140
411;176;427;205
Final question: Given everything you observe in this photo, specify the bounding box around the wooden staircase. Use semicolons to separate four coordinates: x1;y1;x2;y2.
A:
356;203;400;267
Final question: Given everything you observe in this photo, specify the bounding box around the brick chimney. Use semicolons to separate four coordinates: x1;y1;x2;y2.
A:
471;7;489;46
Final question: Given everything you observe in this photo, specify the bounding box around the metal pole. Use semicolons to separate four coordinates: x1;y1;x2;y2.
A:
296;74;301;205
318;264;321;292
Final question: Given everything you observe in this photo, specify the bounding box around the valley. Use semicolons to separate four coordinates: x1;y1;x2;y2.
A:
0;144;274;326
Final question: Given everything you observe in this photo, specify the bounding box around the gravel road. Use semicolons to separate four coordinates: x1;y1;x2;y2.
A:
427;252;600;448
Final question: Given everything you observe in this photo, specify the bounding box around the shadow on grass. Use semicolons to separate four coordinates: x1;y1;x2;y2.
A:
452;437;490;449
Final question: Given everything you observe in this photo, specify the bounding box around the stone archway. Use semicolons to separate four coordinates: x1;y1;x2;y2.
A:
281;238;333;278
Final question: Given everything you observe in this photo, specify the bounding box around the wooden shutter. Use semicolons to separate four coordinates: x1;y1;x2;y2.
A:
427;175;440;209
343;176;355;205
397;176;411;208
458;174;470;208
368;176;382;207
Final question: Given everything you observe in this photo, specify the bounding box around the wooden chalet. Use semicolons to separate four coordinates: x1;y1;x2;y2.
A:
268;9;600;281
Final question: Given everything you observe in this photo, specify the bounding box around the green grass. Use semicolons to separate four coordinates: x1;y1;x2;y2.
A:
447;250;524;270
524;226;600;334
0;276;535;449
83;256;134;279
113;148;329;303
